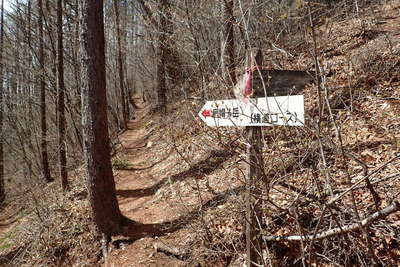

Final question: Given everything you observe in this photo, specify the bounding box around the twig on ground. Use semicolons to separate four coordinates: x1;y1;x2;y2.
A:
153;241;189;260
263;200;400;241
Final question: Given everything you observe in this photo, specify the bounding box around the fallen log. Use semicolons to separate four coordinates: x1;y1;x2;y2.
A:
263;200;400;242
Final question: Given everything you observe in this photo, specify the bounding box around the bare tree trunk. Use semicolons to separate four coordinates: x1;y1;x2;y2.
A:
80;0;121;236
156;0;170;113
224;0;236;85
13;0;20;99
0;0;5;204
71;0;83;150
57;0;68;190
25;0;35;177
27;0;32;96
121;1;131;119
220;0;227;80
113;0;127;130
38;0;53;183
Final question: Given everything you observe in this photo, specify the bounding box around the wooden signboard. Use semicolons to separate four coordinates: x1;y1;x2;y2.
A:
252;69;315;97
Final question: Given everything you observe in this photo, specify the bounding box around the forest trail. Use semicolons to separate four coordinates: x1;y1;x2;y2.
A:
107;102;189;267
107;97;243;267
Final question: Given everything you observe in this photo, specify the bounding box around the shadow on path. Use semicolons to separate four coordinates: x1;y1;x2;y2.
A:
116;150;235;199
119;185;245;241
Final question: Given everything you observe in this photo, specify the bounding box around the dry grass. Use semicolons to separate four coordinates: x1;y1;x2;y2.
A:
0;170;101;266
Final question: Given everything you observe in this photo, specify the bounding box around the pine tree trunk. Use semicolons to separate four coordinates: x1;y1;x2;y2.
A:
80;0;121;236
38;0;53;183
57;0;68;190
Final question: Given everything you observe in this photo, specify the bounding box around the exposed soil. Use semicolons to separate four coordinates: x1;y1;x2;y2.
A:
107;105;194;267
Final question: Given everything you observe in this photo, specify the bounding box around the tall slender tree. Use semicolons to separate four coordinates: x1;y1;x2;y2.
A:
0;0;5;204
80;0;121;236
224;0;236;85
113;0;127;130
38;0;52;183
57;0;68;190
156;0;172;113
25;0;35;178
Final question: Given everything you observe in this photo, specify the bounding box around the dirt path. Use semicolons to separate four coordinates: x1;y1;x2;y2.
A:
107;105;189;267
106;99;243;267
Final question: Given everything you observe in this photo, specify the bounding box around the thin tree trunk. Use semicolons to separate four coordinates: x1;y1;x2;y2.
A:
27;0;32;96
113;0;127;130
220;0;227;80
121;1;131;119
156;0;170;113
0;0;5;204
38;0;53;183
80;0;121;236
224;0;236;85
72;0;83;150
25;0;36;177
13;0;20;99
57;0;68;190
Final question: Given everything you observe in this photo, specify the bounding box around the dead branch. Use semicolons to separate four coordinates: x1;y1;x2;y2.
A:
328;155;400;206
153;241;189;259
345;151;381;210
101;233;109;266
263;200;400;242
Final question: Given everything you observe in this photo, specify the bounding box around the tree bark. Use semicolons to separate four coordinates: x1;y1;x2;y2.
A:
113;0;128;130
80;0;121;236
121;1;131;120
0;0;5;204
224;0;236;85
38;0;53;183
156;0;170;113
57;0;68;190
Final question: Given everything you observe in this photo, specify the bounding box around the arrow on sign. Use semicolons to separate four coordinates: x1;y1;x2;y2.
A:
198;95;304;127
201;109;212;118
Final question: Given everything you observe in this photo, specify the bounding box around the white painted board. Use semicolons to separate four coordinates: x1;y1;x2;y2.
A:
198;95;304;127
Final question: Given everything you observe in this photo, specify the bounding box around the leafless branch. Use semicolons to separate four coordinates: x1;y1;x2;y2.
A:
264;200;400;242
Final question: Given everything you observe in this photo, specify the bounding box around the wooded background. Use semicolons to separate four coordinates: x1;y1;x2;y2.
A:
0;0;359;190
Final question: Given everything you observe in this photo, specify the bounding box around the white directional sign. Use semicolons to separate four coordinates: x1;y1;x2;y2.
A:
198;95;304;127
